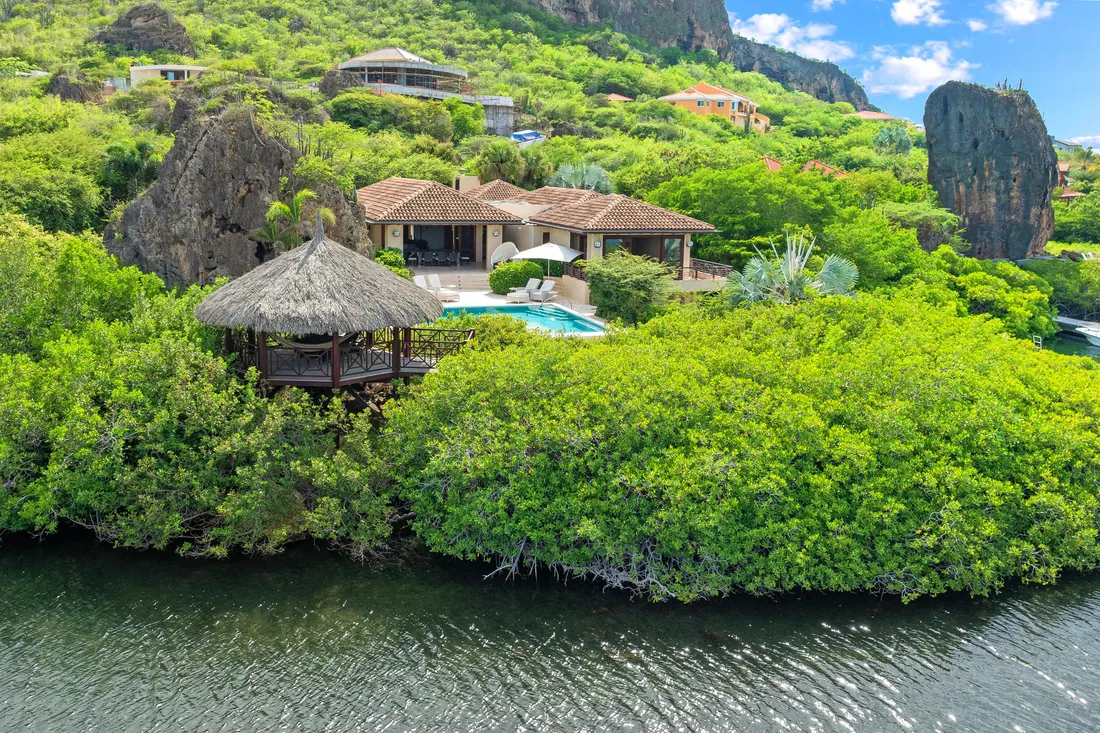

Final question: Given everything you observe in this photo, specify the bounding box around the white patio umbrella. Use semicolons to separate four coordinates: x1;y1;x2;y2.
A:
510;243;584;277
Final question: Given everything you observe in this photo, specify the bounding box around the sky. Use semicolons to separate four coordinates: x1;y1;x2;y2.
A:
724;0;1099;145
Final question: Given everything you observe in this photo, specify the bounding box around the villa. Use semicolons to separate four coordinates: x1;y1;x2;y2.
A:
356;178;522;268
763;156;783;172
336;47;514;136
1051;137;1082;154
659;82;769;133
844;111;899;122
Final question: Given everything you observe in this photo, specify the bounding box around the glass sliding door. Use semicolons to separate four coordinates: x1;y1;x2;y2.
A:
662;236;683;267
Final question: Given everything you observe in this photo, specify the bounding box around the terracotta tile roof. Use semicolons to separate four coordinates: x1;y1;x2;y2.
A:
844;110;898;121
465;179;529;202
524;186;605;206
356;178;522;224
801;160;850;179
529;194;715;234
605;93;634;102
1058;189;1086;200
763;156;783;172
1057;162;1072;173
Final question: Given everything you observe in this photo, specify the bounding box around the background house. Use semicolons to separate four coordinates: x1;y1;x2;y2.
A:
337;47;514;136
129;64;205;86
660;82;769;133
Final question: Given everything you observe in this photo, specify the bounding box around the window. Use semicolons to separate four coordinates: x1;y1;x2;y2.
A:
697;100;706;108
717;101;725;108
604;238;626;254
662;237;683;266
542;231;551;244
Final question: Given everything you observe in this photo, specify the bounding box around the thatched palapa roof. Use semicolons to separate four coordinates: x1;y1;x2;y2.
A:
195;216;443;334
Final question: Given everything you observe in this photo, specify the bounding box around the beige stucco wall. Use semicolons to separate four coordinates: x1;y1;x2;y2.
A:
379;224;403;249
557;275;591;305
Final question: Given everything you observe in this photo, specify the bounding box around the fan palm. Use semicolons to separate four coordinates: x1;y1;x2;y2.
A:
727;231;858;306
549;161;612;193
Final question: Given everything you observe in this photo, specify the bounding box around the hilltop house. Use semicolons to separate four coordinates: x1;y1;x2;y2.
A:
129;64;205;86
1051;137;1082;154
336;47;514;136
659;82;769;133
844;111;899;122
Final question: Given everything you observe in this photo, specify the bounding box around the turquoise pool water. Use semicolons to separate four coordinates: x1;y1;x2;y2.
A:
443;304;605;335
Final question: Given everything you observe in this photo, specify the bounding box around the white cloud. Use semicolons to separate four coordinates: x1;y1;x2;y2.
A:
967;18;988;30
729;13;856;61
811;0;843;11
1069;135;1100;148
891;0;949;26
987;0;1057;25
861;42;978;98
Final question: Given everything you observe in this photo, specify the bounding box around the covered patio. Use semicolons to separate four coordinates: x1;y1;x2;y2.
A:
195;216;474;388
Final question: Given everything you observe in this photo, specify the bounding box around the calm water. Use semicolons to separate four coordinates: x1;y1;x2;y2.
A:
1;538;1098;732
443;304;605;334
1050;333;1100;360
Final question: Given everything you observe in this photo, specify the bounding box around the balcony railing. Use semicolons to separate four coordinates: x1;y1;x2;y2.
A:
228;327;475;387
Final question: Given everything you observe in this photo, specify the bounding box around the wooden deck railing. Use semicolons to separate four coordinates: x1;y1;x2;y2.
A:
228;327;475;387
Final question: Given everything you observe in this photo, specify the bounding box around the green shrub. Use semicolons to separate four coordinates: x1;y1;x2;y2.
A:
584;250;672;325
1022;259;1100;320
383;295;1100;602
488;260;544;295
374;248;411;280
432;312;535;351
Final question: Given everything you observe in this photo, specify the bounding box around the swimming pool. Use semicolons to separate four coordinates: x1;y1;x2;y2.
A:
442;304;605;335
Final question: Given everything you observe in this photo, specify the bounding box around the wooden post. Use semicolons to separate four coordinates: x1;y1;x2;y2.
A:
331;334;340;388
256;331;267;379
392;327;401;378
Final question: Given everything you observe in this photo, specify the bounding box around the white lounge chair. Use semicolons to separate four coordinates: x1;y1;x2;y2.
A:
413;275;429;290
427;273;460;302
530;280;557;302
506;278;541;302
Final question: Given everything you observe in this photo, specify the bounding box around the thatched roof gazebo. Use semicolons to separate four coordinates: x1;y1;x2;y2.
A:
196;217;472;388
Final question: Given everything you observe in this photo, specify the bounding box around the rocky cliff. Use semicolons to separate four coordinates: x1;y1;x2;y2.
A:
526;0;870;109
92;4;195;56
925;82;1057;260
531;0;731;57
105;113;368;287
728;36;870;110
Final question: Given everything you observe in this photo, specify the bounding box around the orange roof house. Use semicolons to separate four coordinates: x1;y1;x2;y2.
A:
801;160;849;179
1057;189;1086;202
1057;161;1072;188
659;82;769;133
763;156;783;172
605;93;634;102
844;110;898;122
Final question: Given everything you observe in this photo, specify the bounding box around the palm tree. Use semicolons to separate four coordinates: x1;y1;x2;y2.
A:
474;139;524;183
727;231;858;306
263;189;335;249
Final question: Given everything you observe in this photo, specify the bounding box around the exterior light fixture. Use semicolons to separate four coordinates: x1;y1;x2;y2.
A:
594;240;602;248
392;230;400;237
492;230;500;237
686;240;693;248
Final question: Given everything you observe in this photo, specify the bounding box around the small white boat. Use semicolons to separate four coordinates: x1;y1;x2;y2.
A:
1079;326;1100;347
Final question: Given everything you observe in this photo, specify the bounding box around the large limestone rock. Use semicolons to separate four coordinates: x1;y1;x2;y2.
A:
105;113;368;287
92;4;195;56
319;68;363;99
46;71;105;104
528;0;871;109
925;82;1057;260
728;36;871;110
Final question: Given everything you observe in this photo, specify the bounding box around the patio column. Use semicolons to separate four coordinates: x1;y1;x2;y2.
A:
331;334;340;388
256;331;267;380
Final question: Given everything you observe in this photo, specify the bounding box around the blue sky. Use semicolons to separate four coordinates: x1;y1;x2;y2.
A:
725;0;1098;145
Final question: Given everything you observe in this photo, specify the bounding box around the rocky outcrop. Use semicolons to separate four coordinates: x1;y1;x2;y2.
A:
168;86;203;132
925;82;1057;260
728;36;871;110
46;71;105;104
531;0;731;57
92;4;195;56
319;68;363;99
105;113;368;287
527;0;870;108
